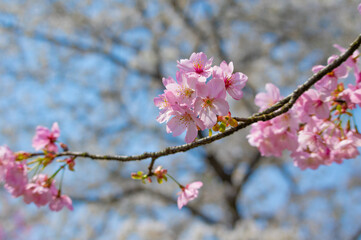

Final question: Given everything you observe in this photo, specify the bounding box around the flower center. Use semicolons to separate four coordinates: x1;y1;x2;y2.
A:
179;113;192;125
225;76;232;89
48;134;57;143
202;98;213;108
193;60;204;74
183;88;194;98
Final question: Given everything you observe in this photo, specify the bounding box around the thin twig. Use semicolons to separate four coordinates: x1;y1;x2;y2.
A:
147;157;157;176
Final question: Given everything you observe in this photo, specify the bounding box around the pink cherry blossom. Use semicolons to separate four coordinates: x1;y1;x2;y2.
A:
247;121;275;156
177;181;203;209
0;145;15;182
164;72;199;107
177;52;213;79
340;78;361;107
23;174;55;207
49;194;73;211
4;162;27;197
332;131;361;162
301;89;330;119
313;55;348;94
154;91;177;123
297;128;326;153
333;44;360;77
194;78;229;128
271;111;299;134
352;68;360;85
349;87;361;105
254;83;281;111
291;151;323;170
247;120;298;157
213;61;248;100
32;122;60;152
166;107;205;143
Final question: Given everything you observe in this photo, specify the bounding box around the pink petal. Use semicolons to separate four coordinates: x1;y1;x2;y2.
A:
156;110;172;124
193;117;206;131
255;83;281;110
315;103;330;119
196;82;208;98
312;65;324;73
167;117;186;137
188;181;203;189
177;192;187;209
51;122;60;138
154;96;164;107
62;195;74;211
46;143;58;153
212;99;230;116
350;88;361;104
199;107;217;129
227;85;243;100
208;78;226;99
185;123;198;143
334;64;348;79
162;77;175;87
194;98;203;115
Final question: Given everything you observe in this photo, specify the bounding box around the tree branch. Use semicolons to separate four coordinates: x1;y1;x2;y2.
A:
27;34;361;162
73;186;218;224
0;20;160;79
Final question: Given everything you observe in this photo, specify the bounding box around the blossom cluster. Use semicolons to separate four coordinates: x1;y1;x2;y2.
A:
0;123;73;211
248;45;361;170
154;52;248;143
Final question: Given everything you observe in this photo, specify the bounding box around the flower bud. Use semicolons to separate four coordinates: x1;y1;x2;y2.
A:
60;143;69;152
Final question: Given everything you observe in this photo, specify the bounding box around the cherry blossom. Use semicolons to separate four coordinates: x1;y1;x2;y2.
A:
333;44;360;76
213;61;248;100
4;162;28;197
312;55;348;94
32;122;60;152
166;107;205;143
247;56;361;170
254;83;281;111
301;89;330;119
177;52;213;79
49;193;73;211
194;78;229;128
156;52;248;143
0;145;16;182
177;181;203;209
164;71;199;107
23;174;55;207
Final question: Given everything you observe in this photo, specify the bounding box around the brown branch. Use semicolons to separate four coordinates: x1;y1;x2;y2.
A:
73;186;217;224
27;34;361;163
236;152;262;191
0;20;160;79
198;131;233;184
350;225;361;240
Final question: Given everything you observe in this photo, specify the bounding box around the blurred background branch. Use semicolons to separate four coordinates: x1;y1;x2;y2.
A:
0;0;361;239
